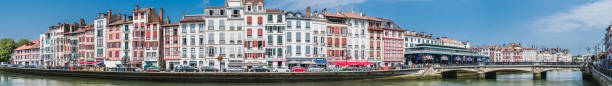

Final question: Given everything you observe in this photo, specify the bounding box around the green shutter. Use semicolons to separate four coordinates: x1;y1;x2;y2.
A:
268;35;273;43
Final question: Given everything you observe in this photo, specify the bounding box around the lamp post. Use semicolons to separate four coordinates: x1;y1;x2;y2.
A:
217;56;224;72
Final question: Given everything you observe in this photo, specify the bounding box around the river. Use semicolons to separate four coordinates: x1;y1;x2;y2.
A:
0;70;599;86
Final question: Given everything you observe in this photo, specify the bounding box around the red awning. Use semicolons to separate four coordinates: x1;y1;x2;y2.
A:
329;62;375;65
126;61;142;65
76;62;98;64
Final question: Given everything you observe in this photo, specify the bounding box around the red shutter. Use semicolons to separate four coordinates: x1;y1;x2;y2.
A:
257;16;263;24
247;28;252;36
252;41;257;47
262;41;265;47
257;28;262;36
140;51;144;57
244;42;248;47
146;31;151;38
247;16;252;24
153;31;158;38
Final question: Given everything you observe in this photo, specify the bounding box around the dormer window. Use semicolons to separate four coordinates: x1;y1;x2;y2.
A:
220;10;225;15
209;10;214;15
248;6;252;11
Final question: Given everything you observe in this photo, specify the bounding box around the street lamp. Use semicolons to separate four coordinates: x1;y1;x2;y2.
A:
217;56;224;72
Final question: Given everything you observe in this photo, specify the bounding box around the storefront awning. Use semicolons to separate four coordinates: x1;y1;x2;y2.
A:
329;62;375;65
76;62;98;64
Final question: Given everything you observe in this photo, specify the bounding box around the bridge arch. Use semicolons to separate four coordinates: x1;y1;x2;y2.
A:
439;69;480;79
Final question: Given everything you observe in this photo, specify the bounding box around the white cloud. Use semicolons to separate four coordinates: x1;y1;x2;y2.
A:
533;0;612;33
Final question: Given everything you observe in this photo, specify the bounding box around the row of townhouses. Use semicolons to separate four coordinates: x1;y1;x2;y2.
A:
472;43;572;63
12;0;572;70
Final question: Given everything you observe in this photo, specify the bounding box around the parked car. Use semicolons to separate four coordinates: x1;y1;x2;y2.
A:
273;67;290;72
342;67;359;71
145;67;160;72
249;66;270;72
326;66;342;72
226;67;245;72
174;65;198;72
23;65;40;69
307;66;325;72
200;66;219;72
291;66;306;72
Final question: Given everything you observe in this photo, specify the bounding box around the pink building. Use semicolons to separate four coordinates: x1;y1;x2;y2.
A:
382;28;405;66
13;40;41;65
76;25;96;65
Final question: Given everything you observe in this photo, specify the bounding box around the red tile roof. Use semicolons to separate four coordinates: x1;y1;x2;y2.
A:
266;9;283;13
179;17;205;22
15;39;40;50
161;23;179;27
339;12;367;20
322;12;346;18
367;17;381;21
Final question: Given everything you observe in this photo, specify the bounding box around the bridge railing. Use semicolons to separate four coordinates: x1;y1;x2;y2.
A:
435;62;586;68
592;63;612;78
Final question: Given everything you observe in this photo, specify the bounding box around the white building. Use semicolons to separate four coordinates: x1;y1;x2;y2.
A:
264;9;286;68
178;14;206;68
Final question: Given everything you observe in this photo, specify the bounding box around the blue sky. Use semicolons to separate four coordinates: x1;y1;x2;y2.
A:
0;0;610;54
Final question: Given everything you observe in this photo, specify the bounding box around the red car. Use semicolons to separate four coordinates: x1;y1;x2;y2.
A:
145;67;160;72
291;66;306;72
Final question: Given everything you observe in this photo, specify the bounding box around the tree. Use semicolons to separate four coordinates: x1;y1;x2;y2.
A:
15;39;30;48
0;38;15;62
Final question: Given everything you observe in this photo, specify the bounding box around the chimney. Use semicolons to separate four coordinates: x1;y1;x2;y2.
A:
79;18;86;26
306;6;311;17
160;8;164;24
107;10;112;23
135;5;139;11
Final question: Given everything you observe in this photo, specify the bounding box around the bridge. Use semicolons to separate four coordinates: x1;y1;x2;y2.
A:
431;62;587;79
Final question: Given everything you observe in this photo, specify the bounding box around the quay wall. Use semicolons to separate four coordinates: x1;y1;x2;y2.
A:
0;67;423;83
590;67;612;86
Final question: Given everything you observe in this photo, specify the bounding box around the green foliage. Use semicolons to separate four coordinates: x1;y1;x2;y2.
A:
15;39;30;48
0;38;16;62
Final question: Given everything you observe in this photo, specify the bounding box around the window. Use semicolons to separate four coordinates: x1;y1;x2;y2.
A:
199;35;204;45
286;21;292;29
247;6;252;11
286;32;291;42
296;32;301;42
296;21;301;29
257;16;263;25
208;33;214;44
286;46;291;56
220;10;225;15
199;48;205;58
219;33;225;44
305;33;311;42
267;35;273;44
208;47;215;57
208;20;214;30
277;35;282;45
190;24;196;33
247;16;252;25
219;20;225;30
198;24;204;32
296;46;301;55
246;28;253;37
209;10;214;15
306;46;310;55
257;28;263;36
182;36;186;45
305;21;310;29
277;15;282;23
190;48;195;58
267;15;273;22
182;48;187;58
190;36;195;45
181;24;187;33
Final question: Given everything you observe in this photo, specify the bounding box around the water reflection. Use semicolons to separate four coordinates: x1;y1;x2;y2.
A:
0;70;598;86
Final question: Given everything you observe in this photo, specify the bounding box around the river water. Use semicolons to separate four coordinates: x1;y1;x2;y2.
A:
0;70;599;86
